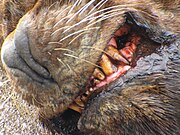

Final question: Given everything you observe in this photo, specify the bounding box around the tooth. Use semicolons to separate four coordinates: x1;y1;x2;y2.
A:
100;54;115;76
108;37;117;48
69;88;94;113
80;94;88;102
106;45;129;64
125;42;131;47
130;43;137;52
74;96;84;107
93;68;105;80
68;96;85;113
120;46;133;62
93;79;101;85
69;104;83;113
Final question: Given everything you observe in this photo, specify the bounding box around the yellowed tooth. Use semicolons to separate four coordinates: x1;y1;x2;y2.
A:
68;104;82;113
69;97;84;113
93;68;105;80
99;54;115;76
93;79;101;85
74;96;84;107
106;45;129;64
69;87;95;113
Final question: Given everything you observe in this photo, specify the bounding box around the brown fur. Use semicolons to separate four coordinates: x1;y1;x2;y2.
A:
1;0;180;134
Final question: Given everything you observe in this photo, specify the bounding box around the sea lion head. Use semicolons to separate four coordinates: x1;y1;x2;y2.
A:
1;0;180;134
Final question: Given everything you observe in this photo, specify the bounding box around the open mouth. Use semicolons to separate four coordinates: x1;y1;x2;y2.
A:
69;22;142;113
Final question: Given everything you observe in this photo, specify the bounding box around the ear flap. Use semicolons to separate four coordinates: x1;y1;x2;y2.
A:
125;11;176;44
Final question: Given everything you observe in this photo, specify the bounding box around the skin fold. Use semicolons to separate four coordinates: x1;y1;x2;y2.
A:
1;0;180;134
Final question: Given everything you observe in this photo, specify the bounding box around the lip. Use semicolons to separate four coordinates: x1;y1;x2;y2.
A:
69;20;142;113
68;10;176;113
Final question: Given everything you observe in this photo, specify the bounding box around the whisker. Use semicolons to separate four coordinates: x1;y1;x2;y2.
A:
87;7;136;24
85;11;128;29
57;5;71;17
68;0;81;15
47;1;59;12
88;0;104;15
68;31;91;45
97;0;109;9
84;4;137;20
53;14;72;29
57;57;74;73
82;46;106;53
63;19;87;34
48;52;52;55
66;63;74;72
57;57;66;67
86;8;138;28
54;47;75;53
60;27;100;42
65;2;87;24
53;6;71;28
64;53;101;68
82;46;112;58
63;4;136;33
69;0;84;14
79;0;96;15
48;42;62;45
51;26;70;36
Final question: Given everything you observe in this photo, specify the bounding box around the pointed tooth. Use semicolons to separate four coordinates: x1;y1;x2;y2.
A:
93;68;105;80
106;45;129;64
100;54;115;76
69;96;84;113
108;37;117;48
69;104;83;113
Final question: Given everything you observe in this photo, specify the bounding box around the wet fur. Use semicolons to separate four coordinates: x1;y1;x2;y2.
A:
1;0;180;134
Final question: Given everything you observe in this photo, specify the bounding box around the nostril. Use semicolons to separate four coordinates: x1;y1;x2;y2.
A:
14;27;51;79
1;31;53;83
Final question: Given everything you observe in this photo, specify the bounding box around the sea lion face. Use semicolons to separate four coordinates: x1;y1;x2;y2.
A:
1;0;180;134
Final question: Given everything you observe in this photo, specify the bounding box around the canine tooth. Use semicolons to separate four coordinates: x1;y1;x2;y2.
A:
106;45;129;64
69;88;94;113
69;96;85;113
108;37;117;48
93;68;105;80
69;104;83;113
100;54;114;76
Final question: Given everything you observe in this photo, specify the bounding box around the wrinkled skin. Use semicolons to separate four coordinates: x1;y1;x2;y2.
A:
1;0;180;135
